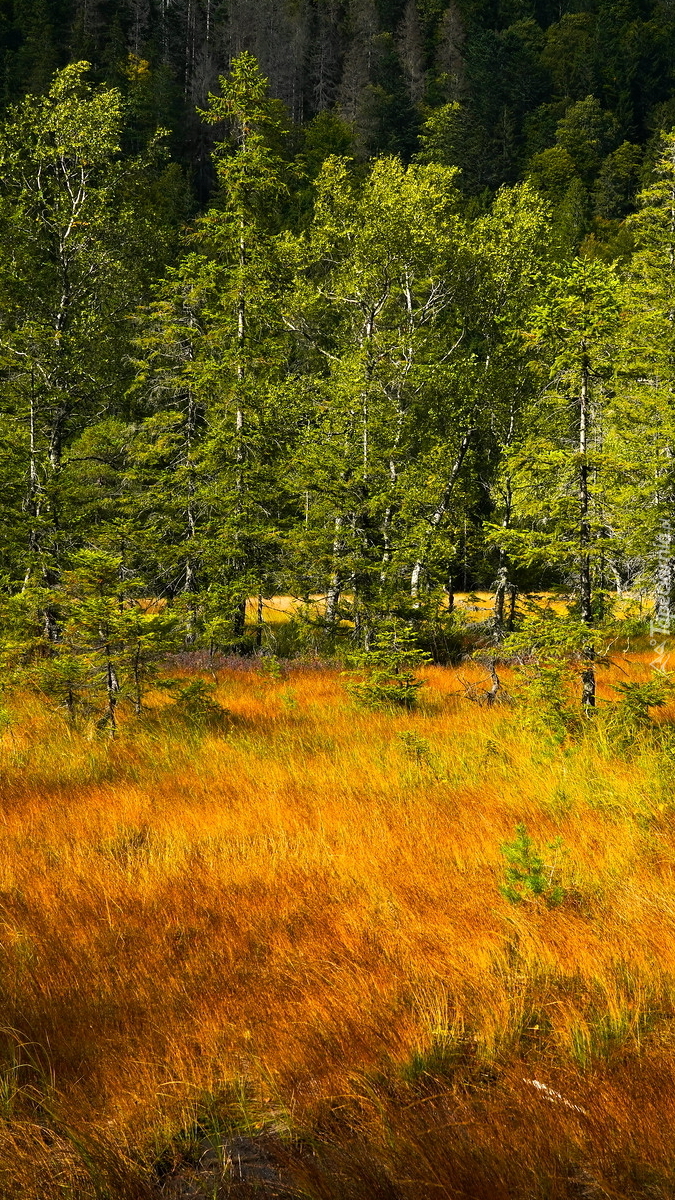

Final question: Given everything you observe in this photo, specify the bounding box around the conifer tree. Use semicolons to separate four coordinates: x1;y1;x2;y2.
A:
133;53;295;644
611;132;675;619
500;257;620;704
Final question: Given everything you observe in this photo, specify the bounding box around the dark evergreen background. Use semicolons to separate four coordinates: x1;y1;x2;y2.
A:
2;0;673;227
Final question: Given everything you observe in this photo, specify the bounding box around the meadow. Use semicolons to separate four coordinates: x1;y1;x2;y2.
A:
0;642;675;1197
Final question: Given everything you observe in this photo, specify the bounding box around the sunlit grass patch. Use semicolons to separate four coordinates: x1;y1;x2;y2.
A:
0;654;673;1194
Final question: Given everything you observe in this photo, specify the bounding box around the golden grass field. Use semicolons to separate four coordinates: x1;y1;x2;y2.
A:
1;643;675;1197
243;591;653;626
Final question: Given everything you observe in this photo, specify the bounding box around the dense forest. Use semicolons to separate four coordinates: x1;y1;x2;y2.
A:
1;0;675;709
3;0;675;209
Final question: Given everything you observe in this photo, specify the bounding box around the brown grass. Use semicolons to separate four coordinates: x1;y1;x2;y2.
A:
0;649;674;1196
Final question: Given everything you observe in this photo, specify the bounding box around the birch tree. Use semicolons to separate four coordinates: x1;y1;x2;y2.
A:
0;62;173;592
283;153;479;632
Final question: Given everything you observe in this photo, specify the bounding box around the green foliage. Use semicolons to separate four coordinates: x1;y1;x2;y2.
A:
501;604;580;660
2;552;182;731
0;48;674;688
35;654;91;723
345;621;430;710
611;676;673;725
171;680;228;728
397;730;446;779
398;731;433;767
258;655;285;682
604;675;675;748
52;550;134;733
120;607;182;714
514;662;584;744
0;59;181;589
0;587;52;671
501;602;610;725
0;0;670;222
500;824;566;907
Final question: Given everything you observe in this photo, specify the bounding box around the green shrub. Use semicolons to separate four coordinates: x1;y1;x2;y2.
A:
514;663;584;743
345;621;430;710
499;823;566;907
172;680;229;728
398;731;433;767
609;675;673;732
258;654;284;681
35;654;92;723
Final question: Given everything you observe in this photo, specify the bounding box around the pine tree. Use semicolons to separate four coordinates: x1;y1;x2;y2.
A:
310;0;342;112
397;0;426;106
610;131;675;623
132;53;295;645
501;257;620;705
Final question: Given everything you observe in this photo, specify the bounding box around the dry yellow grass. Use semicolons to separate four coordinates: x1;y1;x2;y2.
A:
245;590;652;625
0;650;674;1196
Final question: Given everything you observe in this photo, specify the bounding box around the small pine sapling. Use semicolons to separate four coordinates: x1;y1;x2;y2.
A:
398;731;433;767
36;655;92;724
609;674;674;737
500;823;566;907
345;620;431;710
172;679;228;728
259;654;284;681
501;601;612;737
119;607;182;714
57;552;130;736
0;586;97;724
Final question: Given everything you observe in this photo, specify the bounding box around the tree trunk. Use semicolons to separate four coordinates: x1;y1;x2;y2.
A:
236;219;246;480
183;388;199;643
23;375;42;588
411;429;473;601
326;515;344;626
232;596;247;638
380;390;404;583
256;593;264;648
493;566;507;626
506;583;517;631
397;0;425;104
485;659;501;706
579;355;595;708
133;646;142;715
105;650;119;736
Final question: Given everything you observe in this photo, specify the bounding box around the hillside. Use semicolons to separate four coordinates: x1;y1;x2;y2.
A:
2;0;674;207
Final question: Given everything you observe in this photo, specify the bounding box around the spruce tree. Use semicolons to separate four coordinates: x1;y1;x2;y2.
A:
500;257;620;705
611;131;675;624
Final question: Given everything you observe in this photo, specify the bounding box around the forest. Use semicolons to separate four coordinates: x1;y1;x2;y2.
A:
0;0;675;694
